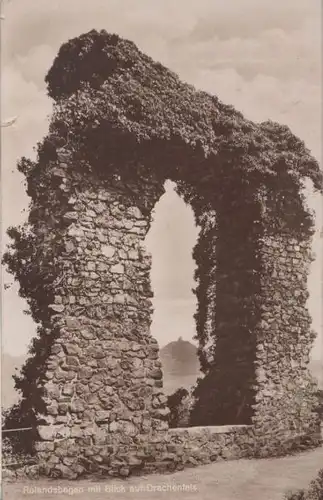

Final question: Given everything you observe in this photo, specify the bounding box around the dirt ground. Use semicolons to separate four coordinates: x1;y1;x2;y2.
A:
2;446;323;500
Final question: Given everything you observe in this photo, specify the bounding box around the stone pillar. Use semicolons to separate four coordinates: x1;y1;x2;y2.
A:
252;230;321;455
34;150;170;478
192;186;321;454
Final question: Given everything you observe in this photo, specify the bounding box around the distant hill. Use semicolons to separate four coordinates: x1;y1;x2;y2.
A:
160;337;200;376
1;354;25;410
160;337;201;395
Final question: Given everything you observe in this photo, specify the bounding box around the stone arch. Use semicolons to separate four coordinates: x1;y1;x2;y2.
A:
4;29;322;478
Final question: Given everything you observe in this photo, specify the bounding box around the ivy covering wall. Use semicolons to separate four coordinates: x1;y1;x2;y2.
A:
3;30;322;452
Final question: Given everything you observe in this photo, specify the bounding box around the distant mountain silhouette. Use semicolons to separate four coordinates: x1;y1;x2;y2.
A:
160;337;200;376
1;354;24;410
160;337;201;395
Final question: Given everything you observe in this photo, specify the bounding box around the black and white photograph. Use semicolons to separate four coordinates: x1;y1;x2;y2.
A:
1;1;322;499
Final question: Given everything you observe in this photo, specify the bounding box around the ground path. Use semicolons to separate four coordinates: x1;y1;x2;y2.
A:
3;446;323;500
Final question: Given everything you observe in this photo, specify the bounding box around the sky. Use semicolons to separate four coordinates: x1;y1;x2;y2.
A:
1;0;322;360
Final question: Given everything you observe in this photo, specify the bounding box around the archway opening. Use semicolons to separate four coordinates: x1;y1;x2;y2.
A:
145;180;201;396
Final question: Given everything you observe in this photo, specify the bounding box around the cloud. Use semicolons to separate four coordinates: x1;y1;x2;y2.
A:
15;45;57;89
2;0;320;66
2;63;52;230
187;0;319;41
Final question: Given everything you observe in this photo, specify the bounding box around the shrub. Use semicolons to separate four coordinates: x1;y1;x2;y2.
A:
285;469;323;500
177;391;196;427
314;390;323;421
167;387;196;428
2;404;38;458
167;388;189;428
285;491;305;500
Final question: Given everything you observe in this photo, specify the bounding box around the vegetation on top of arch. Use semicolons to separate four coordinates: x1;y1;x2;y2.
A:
42;29;322;194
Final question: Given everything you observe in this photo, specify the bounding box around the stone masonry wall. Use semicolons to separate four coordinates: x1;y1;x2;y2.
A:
5;426;255;481
166;425;255;468
24;148;321;479
34;149;174;478
38;426;256;479
252;231;321;456
31;150;269;480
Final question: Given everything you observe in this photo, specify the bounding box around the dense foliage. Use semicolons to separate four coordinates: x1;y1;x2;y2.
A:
285;469;323;500
167;388;195;428
2;405;38;458
314;390;323;421
2;156;70;450
43;30;322;204
1;325;60;455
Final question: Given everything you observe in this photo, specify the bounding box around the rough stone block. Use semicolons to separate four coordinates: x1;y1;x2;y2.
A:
53;464;78;480
48;304;65;313
101;245;115;258
38;425;60;441
35;441;55;452
111;263;124;274
95;411;111;423
70;400;85;413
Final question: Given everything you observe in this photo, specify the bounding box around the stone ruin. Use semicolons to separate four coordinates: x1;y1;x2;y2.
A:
3;30;323;479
